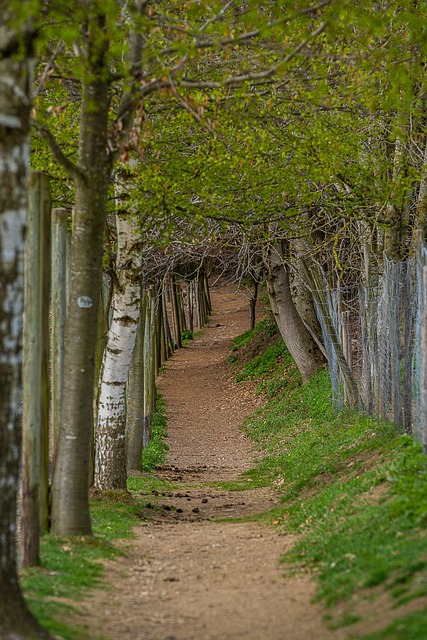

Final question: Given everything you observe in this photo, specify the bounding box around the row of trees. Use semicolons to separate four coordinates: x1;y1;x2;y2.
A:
3;1;427;637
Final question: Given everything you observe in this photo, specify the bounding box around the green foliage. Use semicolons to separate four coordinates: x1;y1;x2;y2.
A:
181;329;193;341
181;328;194;347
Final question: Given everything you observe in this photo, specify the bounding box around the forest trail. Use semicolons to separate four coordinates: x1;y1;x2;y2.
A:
73;283;348;640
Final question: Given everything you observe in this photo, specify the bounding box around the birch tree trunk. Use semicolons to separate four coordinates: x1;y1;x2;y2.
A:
0;17;51;639
94;208;142;490
266;242;325;383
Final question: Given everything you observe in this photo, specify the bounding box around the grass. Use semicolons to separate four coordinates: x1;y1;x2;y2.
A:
230;315;301;396
229;318;427;637
22;498;141;640
22;393;171;639
140;393;169;472
362;611;427;639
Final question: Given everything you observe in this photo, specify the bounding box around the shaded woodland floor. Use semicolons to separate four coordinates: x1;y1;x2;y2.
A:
69;283;350;640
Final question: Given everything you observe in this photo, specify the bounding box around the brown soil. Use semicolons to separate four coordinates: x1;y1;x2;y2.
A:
71;283;352;640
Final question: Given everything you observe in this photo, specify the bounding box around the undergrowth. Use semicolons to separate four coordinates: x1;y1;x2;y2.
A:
231;316;427;638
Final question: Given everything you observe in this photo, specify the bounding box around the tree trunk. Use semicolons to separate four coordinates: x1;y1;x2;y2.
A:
171;275;183;349
413;134;427;244
21;171;51;568
126;292;147;472
290;239;324;346
51;208;69;466
143;287;158;447
266;242;325;383
249;277;259;331
384;135;408;260
162;283;174;359
51;74;111;534
94;208;142;490
0;19;51;639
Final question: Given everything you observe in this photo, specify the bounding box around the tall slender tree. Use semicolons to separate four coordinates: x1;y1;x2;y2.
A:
0;4;51;637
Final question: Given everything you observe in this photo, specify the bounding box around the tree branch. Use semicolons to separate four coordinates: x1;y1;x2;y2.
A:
179;21;327;89
160;1;332;55
33;40;65;99
32;119;85;182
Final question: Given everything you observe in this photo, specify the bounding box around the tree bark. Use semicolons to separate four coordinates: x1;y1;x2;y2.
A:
51;208;69;466
143;287;159;446
171;275;183;349
21;171;51;568
266;242;325;383
51;71;111;534
94;208;142;490
384;135;408;260
0;18;51;639
126;291;147;472
249;276;259;331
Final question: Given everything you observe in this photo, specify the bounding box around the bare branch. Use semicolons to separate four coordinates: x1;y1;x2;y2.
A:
33;40;65;99
179;21;327;90
160;1;332;55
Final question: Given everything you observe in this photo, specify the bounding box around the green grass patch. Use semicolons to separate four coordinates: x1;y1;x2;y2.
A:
231;318;427;637
23;497;141;640
140;394;169;472
231;315;300;395
235;341;291;382
362;609;427;639
230;316;274;352
207;462;276;492
127;474;178;495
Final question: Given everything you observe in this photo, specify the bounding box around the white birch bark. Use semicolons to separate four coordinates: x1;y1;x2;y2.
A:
94;207;142;490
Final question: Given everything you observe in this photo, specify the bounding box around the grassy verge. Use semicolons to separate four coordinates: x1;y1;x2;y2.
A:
22;498;141;640
230;317;427;638
23;394;170;639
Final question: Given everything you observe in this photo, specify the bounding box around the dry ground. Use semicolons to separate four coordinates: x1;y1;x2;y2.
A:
71;283;354;640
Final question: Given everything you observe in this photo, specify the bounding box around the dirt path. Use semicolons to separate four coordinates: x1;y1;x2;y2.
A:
74;284;348;640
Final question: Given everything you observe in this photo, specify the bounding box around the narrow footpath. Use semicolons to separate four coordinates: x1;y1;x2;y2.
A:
74;283;347;640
